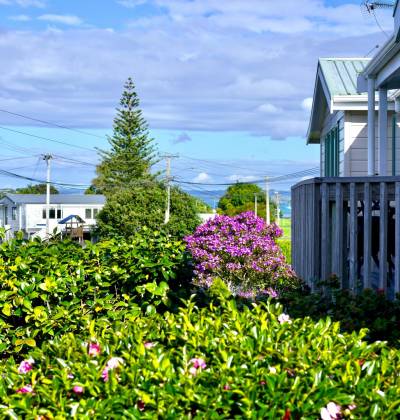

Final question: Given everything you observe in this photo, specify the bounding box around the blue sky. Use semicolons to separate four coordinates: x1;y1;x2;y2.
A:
0;0;393;192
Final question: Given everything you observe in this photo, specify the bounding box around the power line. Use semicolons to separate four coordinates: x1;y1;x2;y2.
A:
0;109;106;139
0;126;96;152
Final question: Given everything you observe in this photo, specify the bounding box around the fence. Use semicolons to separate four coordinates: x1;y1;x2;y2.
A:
291;177;400;297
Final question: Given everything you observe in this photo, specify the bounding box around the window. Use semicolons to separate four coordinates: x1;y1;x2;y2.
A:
324;125;340;176
12;207;17;221
85;208;92;219
43;208;61;219
93;208;99;218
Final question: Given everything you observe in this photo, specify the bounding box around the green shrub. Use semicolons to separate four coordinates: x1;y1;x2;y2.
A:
277;239;291;264
1;297;400;418
0;229;185;357
280;284;400;345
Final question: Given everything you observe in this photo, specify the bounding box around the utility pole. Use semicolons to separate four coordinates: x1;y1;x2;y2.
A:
275;191;280;226
162;154;178;224
254;193;258;217
265;177;270;225
43;154;52;236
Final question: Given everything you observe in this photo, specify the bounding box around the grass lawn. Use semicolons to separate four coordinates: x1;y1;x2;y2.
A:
279;217;291;239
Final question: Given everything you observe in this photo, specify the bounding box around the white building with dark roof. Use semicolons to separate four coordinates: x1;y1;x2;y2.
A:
0;194;105;238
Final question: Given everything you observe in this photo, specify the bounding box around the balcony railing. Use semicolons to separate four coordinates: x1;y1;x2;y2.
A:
291;177;400;298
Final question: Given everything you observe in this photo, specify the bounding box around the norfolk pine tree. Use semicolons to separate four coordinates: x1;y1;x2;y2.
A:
92;77;157;194
93;77;201;238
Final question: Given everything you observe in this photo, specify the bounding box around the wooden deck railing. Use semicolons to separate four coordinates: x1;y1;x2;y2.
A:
291;177;400;297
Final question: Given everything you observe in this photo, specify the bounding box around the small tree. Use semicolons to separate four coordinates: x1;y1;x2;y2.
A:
218;183;276;221
96;182;201;239
92;77;157;195
16;184;59;194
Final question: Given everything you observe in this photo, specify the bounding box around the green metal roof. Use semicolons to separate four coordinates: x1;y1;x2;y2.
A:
319;58;371;96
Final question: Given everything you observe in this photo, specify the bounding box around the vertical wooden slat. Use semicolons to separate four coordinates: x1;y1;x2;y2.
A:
349;182;357;292
314;182;321;286
363;183;372;290
395;182;400;295
321;182;329;283
334;183;344;286
379;182;388;293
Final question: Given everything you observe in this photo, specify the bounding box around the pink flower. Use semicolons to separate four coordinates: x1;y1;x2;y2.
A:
278;313;291;324
67;373;74;379
144;342;155;349
321;402;341;420
18;358;34;374
73;385;84;394
189;366;198;376
101;367;109;382
190;358;207;369
348;404;356;411
16;384;33;394
88;342;101;357
106;357;124;369
223;384;231;390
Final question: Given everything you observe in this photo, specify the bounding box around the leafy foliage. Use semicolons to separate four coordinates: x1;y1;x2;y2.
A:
218;183;277;219
96;183;201;239
0;229;185;358
280;279;400;345
1;295;400;418
16;184;59;194
185;212;297;296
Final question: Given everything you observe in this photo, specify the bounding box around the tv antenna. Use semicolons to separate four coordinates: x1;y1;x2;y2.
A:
361;1;395;38
361;1;395;13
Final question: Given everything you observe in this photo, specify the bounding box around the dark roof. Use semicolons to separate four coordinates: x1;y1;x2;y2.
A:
1;194;105;205
59;214;86;224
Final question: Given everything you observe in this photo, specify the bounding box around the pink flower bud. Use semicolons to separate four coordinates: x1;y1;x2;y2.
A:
88;342;101;357
73;385;84;394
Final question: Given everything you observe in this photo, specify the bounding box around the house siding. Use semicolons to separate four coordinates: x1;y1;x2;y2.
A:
346;111;400;176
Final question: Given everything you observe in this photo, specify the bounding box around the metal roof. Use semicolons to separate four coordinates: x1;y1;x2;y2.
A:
2;194;106;205
59;214;86;224
319;58;371;96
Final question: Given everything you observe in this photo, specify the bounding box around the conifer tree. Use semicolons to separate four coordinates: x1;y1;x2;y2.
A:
93;77;157;194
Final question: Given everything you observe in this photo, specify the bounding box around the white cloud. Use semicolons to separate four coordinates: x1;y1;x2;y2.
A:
227;174;259;182
0;1;393;139
301;97;313;111
258;103;280;114
117;0;147;7
38;14;83;26
0;0;45;7
193;172;212;183
9;14;31;21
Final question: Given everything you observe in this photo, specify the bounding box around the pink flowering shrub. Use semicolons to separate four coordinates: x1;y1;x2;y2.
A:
185;212;297;295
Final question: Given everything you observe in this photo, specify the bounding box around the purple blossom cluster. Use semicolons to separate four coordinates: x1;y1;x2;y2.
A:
185;212;296;295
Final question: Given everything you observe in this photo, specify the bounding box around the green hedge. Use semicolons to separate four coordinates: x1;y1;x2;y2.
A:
1;298;400;418
0;229;185;358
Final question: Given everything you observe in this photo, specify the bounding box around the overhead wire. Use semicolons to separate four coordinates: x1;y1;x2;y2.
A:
0;109;106;140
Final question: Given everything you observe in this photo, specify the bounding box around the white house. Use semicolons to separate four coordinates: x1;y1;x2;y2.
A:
308;57;400;177
0;194;105;238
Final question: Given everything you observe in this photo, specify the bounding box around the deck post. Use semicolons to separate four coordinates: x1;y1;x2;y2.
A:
379;88;388;176
321;182;329;284
395;182;400;295
379;182;388;293
368;77;376;176
334;183;344;286
349;182;358;292
363;182;372;289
